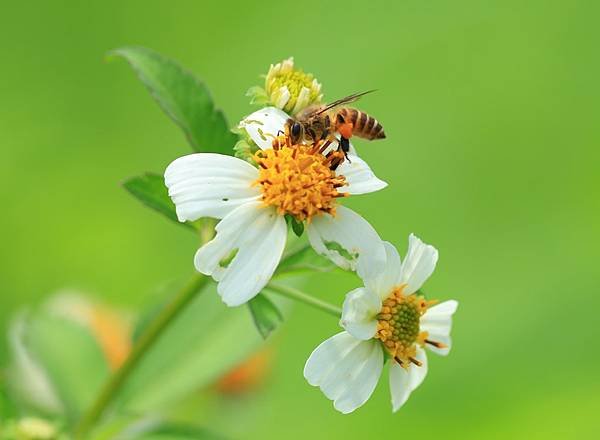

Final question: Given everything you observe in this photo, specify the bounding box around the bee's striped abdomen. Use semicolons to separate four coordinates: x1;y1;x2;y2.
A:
336;108;386;140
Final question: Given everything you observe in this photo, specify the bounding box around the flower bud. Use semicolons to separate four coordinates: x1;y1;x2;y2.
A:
247;57;323;115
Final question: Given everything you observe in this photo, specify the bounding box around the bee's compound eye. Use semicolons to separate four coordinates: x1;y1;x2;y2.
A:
291;122;302;138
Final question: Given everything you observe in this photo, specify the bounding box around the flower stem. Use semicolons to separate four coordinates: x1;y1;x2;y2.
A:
266;282;342;317
73;273;209;439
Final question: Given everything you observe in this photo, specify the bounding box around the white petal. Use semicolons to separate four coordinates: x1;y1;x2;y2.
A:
194;201;287;306
306;206;386;282
304;332;383;414
274;86;291;109
409;347;429;391
340;288;381;340
399;233;439;295
365;241;403;300
337;154;387;195
291;86;310;115
421;300;458;356
239;107;289;150
304;332;361;386
389;347;428;412
164;153;260;221
333;342;383;414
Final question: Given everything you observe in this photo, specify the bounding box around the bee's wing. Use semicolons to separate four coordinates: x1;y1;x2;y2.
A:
295;104;325;120
314;90;377;115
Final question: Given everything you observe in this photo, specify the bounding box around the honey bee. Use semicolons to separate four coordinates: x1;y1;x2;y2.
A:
285;90;386;158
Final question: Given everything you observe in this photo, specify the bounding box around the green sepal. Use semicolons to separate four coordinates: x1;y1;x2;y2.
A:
233;139;258;165
245;85;269;106
285;214;304;237
383;348;392;364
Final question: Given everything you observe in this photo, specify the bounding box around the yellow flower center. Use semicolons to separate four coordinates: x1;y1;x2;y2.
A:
253;140;347;222
376;285;436;367
265;60;322;114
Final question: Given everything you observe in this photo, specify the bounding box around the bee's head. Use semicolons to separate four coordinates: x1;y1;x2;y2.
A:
286;118;304;144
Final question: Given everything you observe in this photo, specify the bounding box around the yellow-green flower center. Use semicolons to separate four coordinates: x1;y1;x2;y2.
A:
376;285;432;367
264;58;322;114
268;71;319;105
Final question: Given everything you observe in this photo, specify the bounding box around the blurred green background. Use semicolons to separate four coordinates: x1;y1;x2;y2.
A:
1;0;599;438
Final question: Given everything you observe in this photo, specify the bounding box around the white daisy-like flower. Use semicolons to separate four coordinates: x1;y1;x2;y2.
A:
304;234;458;413
164;107;387;307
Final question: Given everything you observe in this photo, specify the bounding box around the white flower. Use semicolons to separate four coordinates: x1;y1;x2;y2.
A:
164;107;387;307
304;234;458;413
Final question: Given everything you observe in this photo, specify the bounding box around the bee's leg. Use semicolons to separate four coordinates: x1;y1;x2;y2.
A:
310;139;321;154
326;146;345;172
340;137;351;163
317;133;338;155
329;154;342;171
318;139;333;155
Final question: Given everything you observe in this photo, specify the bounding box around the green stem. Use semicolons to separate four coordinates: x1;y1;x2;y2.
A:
74;273;209;439
266;282;342;317
273;264;336;279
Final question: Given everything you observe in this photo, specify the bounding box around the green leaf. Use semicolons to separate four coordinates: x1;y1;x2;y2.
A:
109;46;238;154
248;294;283;339
114;282;264;413
122;172;194;230
17;311;110;422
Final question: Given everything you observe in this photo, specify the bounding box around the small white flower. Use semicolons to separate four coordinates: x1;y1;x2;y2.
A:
165;107;387;307
304;234;458;413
